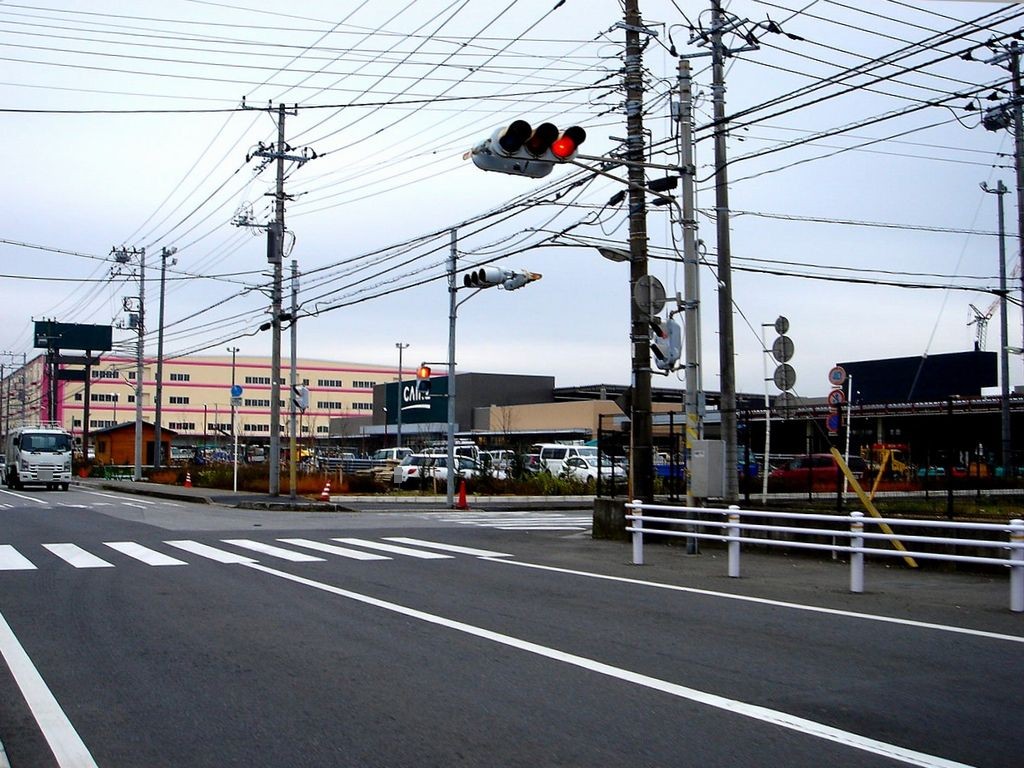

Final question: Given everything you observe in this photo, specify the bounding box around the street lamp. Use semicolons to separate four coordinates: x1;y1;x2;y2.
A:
227;346;240;492
395;342;409;449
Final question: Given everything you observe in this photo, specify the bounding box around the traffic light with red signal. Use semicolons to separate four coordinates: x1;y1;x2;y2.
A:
470;120;586;178
416;364;432;396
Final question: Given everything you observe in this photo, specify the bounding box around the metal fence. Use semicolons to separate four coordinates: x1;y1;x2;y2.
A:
624;500;1024;612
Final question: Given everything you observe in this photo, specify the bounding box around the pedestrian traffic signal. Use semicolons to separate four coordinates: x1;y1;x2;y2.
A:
650;317;681;372
470;120;587;178
462;267;542;291
416;364;431;396
291;384;309;411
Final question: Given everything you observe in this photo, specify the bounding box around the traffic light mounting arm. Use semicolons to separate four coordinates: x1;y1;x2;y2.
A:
564;156;676;205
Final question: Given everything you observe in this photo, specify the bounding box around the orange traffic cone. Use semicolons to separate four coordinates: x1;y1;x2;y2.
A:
456;479;469;510
320;480;332;502
184;472;192;488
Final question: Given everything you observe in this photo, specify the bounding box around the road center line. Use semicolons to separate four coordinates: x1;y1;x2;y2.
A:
243;561;972;768
486;558;1024;645
0;609;99;768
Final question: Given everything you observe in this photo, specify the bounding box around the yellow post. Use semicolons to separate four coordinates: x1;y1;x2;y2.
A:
830;448;918;568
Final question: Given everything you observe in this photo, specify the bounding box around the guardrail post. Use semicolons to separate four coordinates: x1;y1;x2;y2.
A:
1011;518;1023;613
727;506;740;578
850;511;864;594
631;500;644;566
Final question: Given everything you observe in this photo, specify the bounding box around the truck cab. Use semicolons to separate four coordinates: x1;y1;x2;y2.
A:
5;424;74;490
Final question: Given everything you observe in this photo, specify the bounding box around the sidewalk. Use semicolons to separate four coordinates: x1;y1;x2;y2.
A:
72;476;595;512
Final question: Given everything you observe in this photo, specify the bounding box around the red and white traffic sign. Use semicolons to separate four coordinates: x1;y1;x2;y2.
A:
827;365;847;386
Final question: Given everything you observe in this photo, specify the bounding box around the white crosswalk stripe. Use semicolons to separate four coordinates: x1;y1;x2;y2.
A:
383;538;513;558
0;544;36;570
221;539;325;562
332;538;453;559
165;540;257;564
104;542;187;567
279;538;391;561
43;543;115;569
0;536;516;571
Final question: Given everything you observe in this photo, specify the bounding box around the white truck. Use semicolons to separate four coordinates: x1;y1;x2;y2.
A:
4;423;73;491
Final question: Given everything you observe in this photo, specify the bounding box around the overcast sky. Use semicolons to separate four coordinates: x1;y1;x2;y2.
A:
2;0;1022;403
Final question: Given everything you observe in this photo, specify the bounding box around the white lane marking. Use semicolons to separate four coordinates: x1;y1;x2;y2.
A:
221;539;325;563
495;526;585;531
81;491;156;504
278;538;391;561
244;561;972;768
0;545;36;571
0;609;100;767
42;544;114;569
104;542;187;567
0;488;48;505
384;537;514;558
488;559;1024;646
165;540;256;564
121;503;148;510
332;538;453;559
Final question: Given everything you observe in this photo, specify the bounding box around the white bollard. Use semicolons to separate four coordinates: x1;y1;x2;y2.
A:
727;506;741;578
1010;518;1023;613
850;511;865;594
631;500;644;566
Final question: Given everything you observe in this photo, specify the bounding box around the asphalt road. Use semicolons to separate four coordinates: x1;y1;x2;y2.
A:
0;484;1021;767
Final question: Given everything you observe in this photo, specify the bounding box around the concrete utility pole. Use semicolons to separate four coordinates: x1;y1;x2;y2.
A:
623;0;655;503
446;229;458;508
242;102;316;497
153;246;176;469
1011;45;1024;380
268;104;287;497
111;246;147;481
981;181;1012;470
678;57;704;507
289;260;299;501
710;0;740;502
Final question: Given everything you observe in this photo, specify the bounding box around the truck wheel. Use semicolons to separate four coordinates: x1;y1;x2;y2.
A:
61;483;70;491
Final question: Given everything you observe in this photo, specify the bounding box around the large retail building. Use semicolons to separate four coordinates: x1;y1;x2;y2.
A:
0;353;401;445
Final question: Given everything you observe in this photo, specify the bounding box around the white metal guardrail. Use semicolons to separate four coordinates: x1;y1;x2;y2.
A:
624;500;1024;612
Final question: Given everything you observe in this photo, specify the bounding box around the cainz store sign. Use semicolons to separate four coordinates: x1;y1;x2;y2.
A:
385;378;448;424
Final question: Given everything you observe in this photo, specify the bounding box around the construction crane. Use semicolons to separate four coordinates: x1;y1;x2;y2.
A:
968;302;996;350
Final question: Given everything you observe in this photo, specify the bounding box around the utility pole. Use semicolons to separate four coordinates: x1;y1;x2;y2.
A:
153;246;176;469
678;57;704;507
289;260;299;502
268;103;286;497
241;102;315;497
981;181;1012;471
446;229;458;508
395;342;409;448
112;246;146;481
710;0;740;502
623;0;655;503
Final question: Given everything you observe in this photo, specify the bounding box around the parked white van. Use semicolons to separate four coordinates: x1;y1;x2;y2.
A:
529;443;603;476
